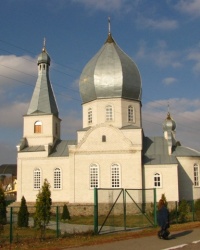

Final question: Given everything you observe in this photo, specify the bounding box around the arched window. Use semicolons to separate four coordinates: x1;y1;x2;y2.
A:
194;164;199;187
34;168;41;190
106;105;113;121
90;164;99;189
111;164;120;188
154;173;162;188
128;105;135;123
88;108;92;124
54;168;62;189
34;121;42;133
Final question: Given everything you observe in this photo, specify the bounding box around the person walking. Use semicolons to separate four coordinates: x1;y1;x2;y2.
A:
157;199;170;240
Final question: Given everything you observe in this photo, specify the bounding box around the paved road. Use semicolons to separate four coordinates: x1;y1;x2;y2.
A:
66;228;200;250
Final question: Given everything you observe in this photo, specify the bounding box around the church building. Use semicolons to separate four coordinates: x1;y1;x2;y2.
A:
16;28;200;205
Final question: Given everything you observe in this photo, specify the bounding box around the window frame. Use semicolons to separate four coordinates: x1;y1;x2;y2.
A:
54;167;62;190
194;164;200;187
88;108;92;124
34;121;42;133
33;168;41;190
106;105;113;121
111;163;121;188
128;105;135;123
89;164;99;189
153;173;162;188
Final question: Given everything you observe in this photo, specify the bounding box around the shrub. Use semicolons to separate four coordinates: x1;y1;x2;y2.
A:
195;199;200;220
0;187;7;225
34;179;52;239
61;204;71;221
17;196;29;227
178;199;190;223
161;193;168;207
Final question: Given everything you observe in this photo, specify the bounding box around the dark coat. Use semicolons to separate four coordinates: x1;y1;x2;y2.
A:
157;206;169;228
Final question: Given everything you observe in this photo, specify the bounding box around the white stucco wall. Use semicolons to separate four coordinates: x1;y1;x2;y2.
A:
82;98;141;129
144;164;179;202
177;157;200;200
17;156;70;202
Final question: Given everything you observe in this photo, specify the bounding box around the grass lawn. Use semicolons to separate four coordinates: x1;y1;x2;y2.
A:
1;221;200;250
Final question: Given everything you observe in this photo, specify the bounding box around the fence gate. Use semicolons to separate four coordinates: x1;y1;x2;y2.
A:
94;188;157;234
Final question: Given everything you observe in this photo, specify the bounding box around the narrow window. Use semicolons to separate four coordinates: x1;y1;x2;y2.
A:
34;121;42;133
88;108;92;124
111;164;120;188
102;135;106;142
90;164;99;188
194;164;199;187
154;173;161;187
54;168;61;189
106;105;113;121
34;168;41;190
128;105;135;123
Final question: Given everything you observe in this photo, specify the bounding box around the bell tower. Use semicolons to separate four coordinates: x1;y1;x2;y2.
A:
17;40;61;151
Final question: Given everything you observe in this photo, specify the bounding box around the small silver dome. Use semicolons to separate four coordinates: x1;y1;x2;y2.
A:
37;47;50;66
79;34;142;104
163;112;176;131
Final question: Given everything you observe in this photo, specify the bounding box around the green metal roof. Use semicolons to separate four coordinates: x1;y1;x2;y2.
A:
143;136;200;165
49;140;77;157
27;48;58;117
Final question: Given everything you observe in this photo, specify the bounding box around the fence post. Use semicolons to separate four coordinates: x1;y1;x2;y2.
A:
9;207;13;243
94;188;98;234
123;189;126;231
56;206;60;237
175;201;178;223
153;188;157;226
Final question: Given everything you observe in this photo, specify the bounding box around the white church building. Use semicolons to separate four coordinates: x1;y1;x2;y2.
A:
16;30;200;205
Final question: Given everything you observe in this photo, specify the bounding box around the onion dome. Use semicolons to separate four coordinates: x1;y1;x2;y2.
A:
79;33;142;104
37;40;50;66
163;112;176;132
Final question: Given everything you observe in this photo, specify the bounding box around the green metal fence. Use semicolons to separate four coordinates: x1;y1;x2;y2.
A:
1;198;200;245
94;188;200;235
94;188;157;234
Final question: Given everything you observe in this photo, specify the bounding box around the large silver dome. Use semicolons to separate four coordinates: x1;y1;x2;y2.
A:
79;34;142;104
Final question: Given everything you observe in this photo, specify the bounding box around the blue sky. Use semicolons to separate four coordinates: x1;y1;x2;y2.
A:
1;0;200;164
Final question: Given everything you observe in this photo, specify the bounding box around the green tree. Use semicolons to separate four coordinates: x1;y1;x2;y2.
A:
17;196;29;227
0;186;7;225
194;199;200;220
34;179;52;238
161;193;168;207
178;199;190;223
61;204;71;221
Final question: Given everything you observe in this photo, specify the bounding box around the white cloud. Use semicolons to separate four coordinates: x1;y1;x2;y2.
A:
71;0;132;12
61;110;82;139
175;0;200;17
162;77;177;85
0;101;28;128
186;45;200;73
142;98;200;150
136;40;182;68
0;144;17;164
0;55;37;89
137;16;178;30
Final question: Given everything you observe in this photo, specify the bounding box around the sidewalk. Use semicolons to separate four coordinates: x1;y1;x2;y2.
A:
66;228;200;250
